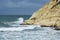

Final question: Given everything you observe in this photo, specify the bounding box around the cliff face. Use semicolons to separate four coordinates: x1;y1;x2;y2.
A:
22;0;60;29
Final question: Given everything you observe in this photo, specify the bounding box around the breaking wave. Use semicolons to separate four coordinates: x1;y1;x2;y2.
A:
3;17;24;27
1;17;41;31
0;25;40;31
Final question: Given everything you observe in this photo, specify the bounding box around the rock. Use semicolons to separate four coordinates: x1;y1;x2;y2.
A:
22;0;60;30
21;20;35;25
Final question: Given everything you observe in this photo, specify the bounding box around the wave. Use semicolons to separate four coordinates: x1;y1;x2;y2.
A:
0;25;40;31
0;17;41;31
2;17;24;27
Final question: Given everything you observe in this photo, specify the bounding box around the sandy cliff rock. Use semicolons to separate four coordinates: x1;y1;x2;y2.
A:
22;0;60;30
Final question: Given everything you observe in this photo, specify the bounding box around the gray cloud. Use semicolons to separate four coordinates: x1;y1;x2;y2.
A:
0;0;49;8
2;0;40;8
0;0;49;15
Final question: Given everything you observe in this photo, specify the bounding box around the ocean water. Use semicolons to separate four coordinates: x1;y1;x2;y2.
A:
0;15;60;40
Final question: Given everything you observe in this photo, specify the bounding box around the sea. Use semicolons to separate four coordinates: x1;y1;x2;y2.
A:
0;15;60;40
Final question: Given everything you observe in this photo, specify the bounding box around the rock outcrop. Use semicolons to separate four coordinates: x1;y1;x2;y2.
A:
22;0;60;30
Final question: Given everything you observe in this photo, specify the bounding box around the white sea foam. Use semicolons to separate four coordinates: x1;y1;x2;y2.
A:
0;26;59;40
1;17;60;40
0;17;60;40
0;25;40;31
11;17;24;24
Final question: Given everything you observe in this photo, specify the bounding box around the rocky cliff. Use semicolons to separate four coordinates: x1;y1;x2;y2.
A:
22;0;60;30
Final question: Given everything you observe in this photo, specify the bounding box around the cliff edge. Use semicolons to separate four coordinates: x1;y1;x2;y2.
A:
22;0;60;30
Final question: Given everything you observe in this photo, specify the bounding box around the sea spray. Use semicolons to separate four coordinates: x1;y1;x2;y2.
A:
2;17;24;27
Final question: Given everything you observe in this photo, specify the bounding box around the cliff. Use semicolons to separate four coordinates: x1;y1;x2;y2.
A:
22;0;60;30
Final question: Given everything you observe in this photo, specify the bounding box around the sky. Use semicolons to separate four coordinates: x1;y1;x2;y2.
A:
0;0;49;15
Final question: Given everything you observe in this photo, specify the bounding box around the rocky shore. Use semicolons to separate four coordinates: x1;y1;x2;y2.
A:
22;0;60;30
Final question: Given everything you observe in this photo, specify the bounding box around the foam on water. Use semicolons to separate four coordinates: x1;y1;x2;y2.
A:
11;17;24;24
0;25;40;31
0;26;60;40
1;17;60;40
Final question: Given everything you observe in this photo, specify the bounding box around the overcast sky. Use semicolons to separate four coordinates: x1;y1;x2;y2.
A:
0;0;49;15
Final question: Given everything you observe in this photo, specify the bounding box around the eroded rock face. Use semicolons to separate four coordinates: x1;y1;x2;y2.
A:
22;0;60;30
